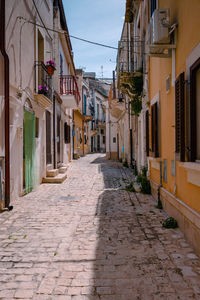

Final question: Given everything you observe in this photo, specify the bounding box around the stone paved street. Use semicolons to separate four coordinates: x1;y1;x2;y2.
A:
0;153;200;300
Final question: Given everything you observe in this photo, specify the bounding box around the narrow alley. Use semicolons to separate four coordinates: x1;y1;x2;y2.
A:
0;154;200;300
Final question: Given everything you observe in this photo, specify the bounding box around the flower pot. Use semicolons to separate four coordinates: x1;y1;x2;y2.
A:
38;91;48;97
47;65;55;76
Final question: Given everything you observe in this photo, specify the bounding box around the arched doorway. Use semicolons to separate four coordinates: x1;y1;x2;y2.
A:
23;99;36;194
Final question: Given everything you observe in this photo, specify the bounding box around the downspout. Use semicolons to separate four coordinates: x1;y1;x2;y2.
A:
72;110;75;159
53;96;56;169
0;0;11;209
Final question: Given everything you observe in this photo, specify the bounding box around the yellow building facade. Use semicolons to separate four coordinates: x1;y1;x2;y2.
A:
73;110;84;158
148;0;200;255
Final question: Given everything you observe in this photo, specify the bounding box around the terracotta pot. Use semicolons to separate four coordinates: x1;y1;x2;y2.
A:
47;65;55;76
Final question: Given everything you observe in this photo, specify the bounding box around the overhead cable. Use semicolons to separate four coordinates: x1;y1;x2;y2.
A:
17;16;147;54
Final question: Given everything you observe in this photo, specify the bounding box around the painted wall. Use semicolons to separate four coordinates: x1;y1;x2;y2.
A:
149;0;200;213
5;0;54;201
74;110;84;157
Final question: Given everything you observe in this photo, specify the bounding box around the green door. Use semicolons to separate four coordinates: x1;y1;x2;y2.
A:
23;109;36;194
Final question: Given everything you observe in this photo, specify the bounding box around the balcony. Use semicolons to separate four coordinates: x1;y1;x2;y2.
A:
59;75;80;108
34;61;53;109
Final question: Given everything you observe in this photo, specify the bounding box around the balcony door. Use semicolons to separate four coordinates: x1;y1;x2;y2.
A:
38;30;44;86
97;135;100;152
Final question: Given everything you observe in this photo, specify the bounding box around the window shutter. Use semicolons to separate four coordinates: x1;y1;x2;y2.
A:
151;102;159;157
154;102;159;157
146;110;149;156
151;104;154;155
175;72;185;161
190;58;200;162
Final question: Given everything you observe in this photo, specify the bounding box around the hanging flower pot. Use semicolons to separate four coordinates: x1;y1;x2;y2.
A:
46;60;56;76
38;85;48;96
47;65;55;76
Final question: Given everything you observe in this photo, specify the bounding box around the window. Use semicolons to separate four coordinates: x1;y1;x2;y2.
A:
103;136;105;144
146;110;149;156
151;102;159;157
101;129;104;135
113;137;116;143
83;94;87;115
190;58;200;161
150;0;157;17
175;72;185;161
97;104;99;120
64;122;70;144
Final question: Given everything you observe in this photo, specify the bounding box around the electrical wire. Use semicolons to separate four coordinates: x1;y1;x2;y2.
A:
17;16;148;55
31;0;52;41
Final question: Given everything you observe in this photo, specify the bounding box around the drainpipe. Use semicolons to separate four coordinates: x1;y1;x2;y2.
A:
72;110;75;159
53;96;56;169
0;0;11;209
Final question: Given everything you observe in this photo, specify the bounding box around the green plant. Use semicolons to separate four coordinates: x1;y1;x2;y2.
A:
125;182;135;192
133;165;138;176
162;217;178;229
140;177;151;194
141;165;148;177
136;166;151;194
136;173;143;184
119;67;143;116
131;96;142;116
119;158;122;163
123;160;128;168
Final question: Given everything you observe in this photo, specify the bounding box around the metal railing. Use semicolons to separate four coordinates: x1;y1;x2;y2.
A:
59;75;81;105
35;61;53;100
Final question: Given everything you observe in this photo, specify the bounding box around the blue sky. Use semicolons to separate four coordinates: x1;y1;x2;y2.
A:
63;0;125;78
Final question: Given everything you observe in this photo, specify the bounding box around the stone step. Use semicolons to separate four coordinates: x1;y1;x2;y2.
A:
57;162;67;168
46;164;53;171
42;172;67;184
58;166;68;174
46;169;59;177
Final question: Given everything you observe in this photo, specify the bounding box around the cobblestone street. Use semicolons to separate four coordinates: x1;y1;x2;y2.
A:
0;153;200;299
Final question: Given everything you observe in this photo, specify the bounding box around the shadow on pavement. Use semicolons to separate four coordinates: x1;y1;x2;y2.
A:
88;157;146;299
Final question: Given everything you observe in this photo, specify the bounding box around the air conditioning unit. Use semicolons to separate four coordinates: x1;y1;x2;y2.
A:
152;9;170;44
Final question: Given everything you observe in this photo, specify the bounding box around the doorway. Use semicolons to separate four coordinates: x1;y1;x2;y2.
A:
23;108;36;194
91;136;93;152
57;115;61;163
97;135;100;152
46;111;52;164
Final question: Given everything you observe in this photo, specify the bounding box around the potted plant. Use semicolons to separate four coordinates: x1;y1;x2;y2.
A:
38;85;48;96
46;60;56;76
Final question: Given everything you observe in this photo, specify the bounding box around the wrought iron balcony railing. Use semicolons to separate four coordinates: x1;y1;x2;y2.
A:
35;61;53;100
59;75;81;105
